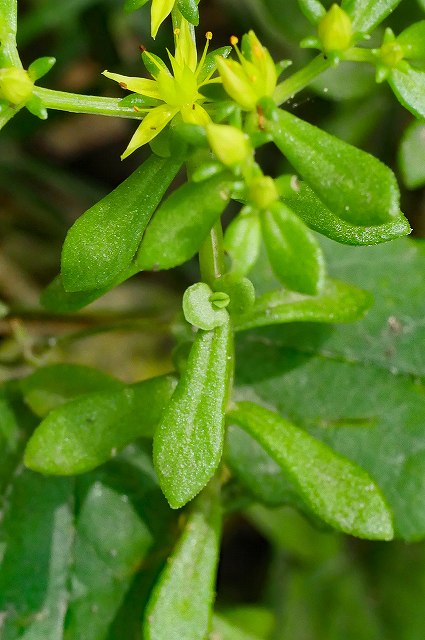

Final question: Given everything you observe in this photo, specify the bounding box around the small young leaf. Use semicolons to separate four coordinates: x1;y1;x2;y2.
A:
24;375;178;475
144;487;221;640
61;154;182;292
262;201;326;295
341;0;402;34
212;274;256;317
398;120;425;189
297;0;326;24
20;363;124;417
136;172;233;271
228;402;394;540
233;278;373;331
224;209;261;277
154;320;233;509
397;20;425;60
268;108;401;226
389;66;425;120
177;0;199;25
282;180;411;245
183;282;229;330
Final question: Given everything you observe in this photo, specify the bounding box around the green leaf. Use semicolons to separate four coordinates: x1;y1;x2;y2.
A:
389;66;425;120
224;210;262;277
143;486;222;640
136;172;233;271
267;108;401;226
397;20;425;60
262;201;326;295
212;274;256;317
0;0;19;67
297;0;326;24
177;0;199;25
228;402;394;540
65;477;153;640
398;119;425;189
234;278;372;331
183;282;229;330
61;154;182;292
154;321;233;508
24;374;178;475
40;266;137;313
124;0;149;13
236;237;425;540
282;180;411;245
0;472;74;639
198;46;232;85
20;363;124;417
341;0;402;34
213;607;275;640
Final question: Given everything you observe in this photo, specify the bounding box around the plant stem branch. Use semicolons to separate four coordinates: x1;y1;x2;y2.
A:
199;221;225;286
33;87;142;119
273;54;331;105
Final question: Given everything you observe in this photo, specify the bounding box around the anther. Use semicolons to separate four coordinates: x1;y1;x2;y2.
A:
230;35;239;46
206;31;213;40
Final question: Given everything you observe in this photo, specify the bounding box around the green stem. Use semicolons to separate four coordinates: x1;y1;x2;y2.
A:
33;87;142;119
199;221;225;286
273;54;331;105
342;46;377;64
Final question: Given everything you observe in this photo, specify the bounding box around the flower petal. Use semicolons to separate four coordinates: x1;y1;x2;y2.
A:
151;0;175;39
180;103;211;126
121;105;178;159
103;71;162;99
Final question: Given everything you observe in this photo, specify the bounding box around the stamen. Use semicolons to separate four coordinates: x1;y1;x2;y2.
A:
196;30;213;77
139;44;146;53
206;31;213;41
230;35;239;46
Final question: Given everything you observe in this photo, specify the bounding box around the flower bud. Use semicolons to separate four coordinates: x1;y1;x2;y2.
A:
317;4;352;53
215;56;258;111
206;123;252;167
248;176;279;210
0;68;34;105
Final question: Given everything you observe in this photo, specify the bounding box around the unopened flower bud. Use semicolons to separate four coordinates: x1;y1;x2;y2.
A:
248;176;279;210
206;123;251;167
318;4;352;53
215;56;258;111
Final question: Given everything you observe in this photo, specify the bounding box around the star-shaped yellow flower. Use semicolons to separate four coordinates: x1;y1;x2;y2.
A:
103;19;221;159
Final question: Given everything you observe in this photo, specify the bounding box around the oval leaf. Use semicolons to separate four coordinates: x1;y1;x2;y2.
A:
24;375;177;475
61;154;181;292
177;0;199;25
398;120;425;190
397;20;425;60
341;0;402;34
228;402;394;540
144;487;221;640
389;66;425;120
20;363;123;417
268;108;401;226
224;210;261;277
233;278;373;331
282;180;411;245
262;201;326;295
183;282;229;330
136;172;233;271
153;320;234;509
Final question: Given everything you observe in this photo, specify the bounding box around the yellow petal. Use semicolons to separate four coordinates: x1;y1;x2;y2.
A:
151;0;175;39
121;105;178;159
103;71;162;99
180;103;211;126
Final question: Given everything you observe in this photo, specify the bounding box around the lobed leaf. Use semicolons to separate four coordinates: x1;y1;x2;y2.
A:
268;108;401;226
144;487;222;640
136;172;233;271
153;320;233;509
228;402;394;540
24;374;178;475
61;154;181;292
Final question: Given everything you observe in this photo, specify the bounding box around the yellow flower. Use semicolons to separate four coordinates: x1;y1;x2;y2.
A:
103;20;222;159
216;31;277;111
